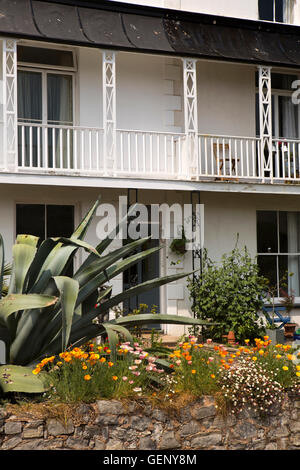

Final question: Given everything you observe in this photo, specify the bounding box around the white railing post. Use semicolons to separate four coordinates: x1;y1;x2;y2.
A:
103;51;116;175
182;58;199;179
258;66;273;182
2;38;18;172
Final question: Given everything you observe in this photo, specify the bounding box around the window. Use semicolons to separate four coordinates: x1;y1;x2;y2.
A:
16;204;75;274
17;69;74;168
17;45;75;169
16;204;74;241
17;46;75;70
258;0;293;23
257;210;300;297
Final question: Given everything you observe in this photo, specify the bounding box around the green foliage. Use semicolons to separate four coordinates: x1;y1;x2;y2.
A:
187;245;268;343
0;197;212;394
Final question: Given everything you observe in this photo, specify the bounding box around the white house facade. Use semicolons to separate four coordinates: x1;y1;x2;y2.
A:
1;0;300;335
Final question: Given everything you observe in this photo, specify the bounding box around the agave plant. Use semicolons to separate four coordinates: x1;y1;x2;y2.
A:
0;197;211;394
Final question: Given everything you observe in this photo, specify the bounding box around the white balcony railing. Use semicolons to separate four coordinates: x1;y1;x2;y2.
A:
14;123;300;184
196;134;261;180
115;129;186;177
18;123;105;174
272;139;300;181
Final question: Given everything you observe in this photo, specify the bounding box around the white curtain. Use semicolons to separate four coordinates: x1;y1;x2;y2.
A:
287;212;300;296
47;74;73;168
280;95;298;139
283;0;294;23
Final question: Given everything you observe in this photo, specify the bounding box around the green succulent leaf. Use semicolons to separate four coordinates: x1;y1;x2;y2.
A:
0;365;47;394
0;294;58;328
53;276;79;352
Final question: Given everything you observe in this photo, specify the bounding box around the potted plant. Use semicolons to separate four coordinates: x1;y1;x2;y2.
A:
265;320;285;345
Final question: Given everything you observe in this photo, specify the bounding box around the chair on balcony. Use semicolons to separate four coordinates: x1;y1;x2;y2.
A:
213;143;240;180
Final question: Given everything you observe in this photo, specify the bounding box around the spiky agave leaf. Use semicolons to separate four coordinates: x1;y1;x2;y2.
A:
0;196;216;394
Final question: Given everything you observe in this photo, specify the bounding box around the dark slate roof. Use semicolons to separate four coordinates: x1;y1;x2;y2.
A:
1;0;300;67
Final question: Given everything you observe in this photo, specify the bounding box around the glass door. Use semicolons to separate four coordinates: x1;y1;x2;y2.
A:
18;69;73;169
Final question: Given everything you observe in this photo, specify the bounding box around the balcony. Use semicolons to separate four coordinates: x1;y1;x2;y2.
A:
1;39;299;190
15;122;300;184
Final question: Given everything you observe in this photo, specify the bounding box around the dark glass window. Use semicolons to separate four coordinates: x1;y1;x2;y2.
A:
17;46;74;68
257;210;300;296
257;211;278;253
16;204;74;274
16;204;74;241
258;0;284;22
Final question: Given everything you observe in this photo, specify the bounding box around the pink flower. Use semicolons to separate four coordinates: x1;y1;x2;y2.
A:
129;365;138;370
134;359;142;365
122;376;128;381
187;360;192;365
147;356;156;363
129;380;134;384
132;371;141;376
206;339;212;344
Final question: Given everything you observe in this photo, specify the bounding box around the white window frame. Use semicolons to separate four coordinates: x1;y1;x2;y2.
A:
17;66;75;127
257;210;300;301
17;41;77;72
259;0;293;24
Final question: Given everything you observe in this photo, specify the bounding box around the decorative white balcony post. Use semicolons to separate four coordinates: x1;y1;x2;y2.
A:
258;66;273;182
2;39;18;171
183;58;198;179
102;51;116;175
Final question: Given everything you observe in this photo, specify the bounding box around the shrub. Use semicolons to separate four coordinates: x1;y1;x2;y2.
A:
219;357;284;417
187;245;268;343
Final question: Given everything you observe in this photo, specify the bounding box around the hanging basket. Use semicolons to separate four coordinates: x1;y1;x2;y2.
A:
170;228;187;255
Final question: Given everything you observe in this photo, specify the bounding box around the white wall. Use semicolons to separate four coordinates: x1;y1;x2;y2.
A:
77;48;103;128
116;52;167;131
197;62;256;137
109;0;259;20
76;47;257;138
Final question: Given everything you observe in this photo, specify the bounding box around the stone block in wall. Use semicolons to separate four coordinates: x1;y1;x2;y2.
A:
159;431;181;449
190;432;223;449
46;418;74;436
4;421;22;435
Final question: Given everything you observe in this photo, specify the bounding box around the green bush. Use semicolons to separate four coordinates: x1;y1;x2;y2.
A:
187;245;268;343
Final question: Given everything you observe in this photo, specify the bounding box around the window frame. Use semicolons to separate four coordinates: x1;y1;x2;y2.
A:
17;42;77;72
15;201;78;271
258;0;293;24
17;66;75;127
257;209;300;301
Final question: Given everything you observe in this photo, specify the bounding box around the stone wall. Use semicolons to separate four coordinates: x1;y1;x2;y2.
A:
0;396;300;450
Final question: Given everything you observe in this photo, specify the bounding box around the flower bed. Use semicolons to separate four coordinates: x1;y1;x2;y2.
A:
25;335;300;418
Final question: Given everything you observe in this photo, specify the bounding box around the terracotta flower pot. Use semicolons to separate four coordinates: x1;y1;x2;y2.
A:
227;331;235;345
